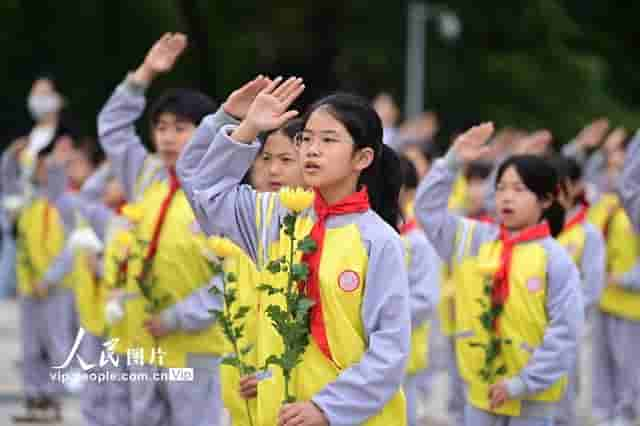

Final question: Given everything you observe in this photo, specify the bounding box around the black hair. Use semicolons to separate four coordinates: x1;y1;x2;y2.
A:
303;93;402;231
496;155;565;237
549;155;586;207
399;154;419;191
75;136;105;168
259;117;305;144
465;161;492;182
149;89;217;128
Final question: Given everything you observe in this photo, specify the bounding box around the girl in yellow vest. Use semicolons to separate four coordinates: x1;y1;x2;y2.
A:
14;143;78;422
415;123;583;426
587;132;640;426
178;78;411;426
549;156;606;426
398;155;440;426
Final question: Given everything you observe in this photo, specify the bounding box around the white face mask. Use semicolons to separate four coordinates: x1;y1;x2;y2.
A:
27;94;61;121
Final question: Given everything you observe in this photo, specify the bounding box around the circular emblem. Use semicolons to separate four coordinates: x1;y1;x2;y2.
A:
527;278;543;293
338;270;360;292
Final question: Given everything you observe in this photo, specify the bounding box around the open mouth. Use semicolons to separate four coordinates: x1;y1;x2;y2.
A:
500;207;515;216
269;181;283;190
303;161;321;174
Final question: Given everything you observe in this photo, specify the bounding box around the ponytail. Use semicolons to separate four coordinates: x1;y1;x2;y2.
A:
543;200;566;237
359;144;402;231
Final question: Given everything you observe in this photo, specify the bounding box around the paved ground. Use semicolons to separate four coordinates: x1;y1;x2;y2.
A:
0;298;636;425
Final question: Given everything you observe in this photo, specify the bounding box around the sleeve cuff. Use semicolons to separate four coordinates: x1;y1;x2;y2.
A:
505;376;527;399
443;149;464;173
123;74;149;96
160;307;180;331
220;124;262;149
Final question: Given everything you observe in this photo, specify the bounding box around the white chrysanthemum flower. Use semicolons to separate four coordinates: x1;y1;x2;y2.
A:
69;228;104;254
105;299;125;325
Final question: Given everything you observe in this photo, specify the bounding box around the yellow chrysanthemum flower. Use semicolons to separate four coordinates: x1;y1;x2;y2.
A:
19;150;35;169
476;261;500;277
114;231;135;260
207;236;241;259
121;203;144;224
279;187;314;213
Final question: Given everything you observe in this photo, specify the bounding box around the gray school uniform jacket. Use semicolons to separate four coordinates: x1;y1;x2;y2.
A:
176;121;411;425
415;151;583;415
404;225;440;331
618;130;640;233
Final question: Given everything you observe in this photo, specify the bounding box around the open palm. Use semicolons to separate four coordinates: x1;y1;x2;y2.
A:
245;77;305;132
452;122;495;163
144;33;188;74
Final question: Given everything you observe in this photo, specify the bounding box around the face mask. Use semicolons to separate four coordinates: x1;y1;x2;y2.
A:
27;94;61;121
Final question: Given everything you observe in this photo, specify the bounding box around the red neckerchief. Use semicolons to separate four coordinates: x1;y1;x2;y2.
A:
563;204;589;232
144;168;180;263
492;222;551;330
399;218;419;235
301;186;370;361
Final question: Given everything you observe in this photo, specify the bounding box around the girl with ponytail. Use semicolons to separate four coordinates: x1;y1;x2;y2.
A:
549;156;606;426
178;78;410;426
415;124;583;426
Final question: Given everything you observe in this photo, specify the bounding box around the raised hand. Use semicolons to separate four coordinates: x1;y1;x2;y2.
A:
575;118;609;150
513;129;552;156
603;127;628;155
132;33;188;85
231;76;305;143
223;75;272;120
450;122;495;164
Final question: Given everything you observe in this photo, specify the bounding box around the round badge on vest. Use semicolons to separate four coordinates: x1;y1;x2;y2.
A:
526;277;543;293
338;270;360;292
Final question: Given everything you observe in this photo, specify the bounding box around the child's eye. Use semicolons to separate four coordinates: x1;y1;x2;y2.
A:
322;137;338;144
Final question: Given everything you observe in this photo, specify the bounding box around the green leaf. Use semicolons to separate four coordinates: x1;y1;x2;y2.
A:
291;262;310;282
257;284;283;296
475;298;488;308
295;297;315;317
234;306;251;320
264;354;282;369
226;272;238;283
484;284;492;296
221;356;241;369
240;344;254;356
297;236;317;254
495;365;508;376
210;262;223;275
234;324;245;340
468;341;486;349
479;312;493;331
266;260;282;274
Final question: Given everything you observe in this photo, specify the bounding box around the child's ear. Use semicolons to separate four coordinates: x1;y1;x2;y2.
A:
353;147;375;172
541;193;553;210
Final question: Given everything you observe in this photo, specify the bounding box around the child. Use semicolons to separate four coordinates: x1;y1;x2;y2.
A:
415;123;582;426
587;133;640;426
14;142;78;422
398;155;440;426
97;32;227;426
465;162;493;222
550;156;606;426
178;79;411;426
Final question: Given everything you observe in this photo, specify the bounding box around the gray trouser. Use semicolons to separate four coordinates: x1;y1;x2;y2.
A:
464;404;554;426
81;332;109;426
129;361;222;426
591;310;640;424
21;289;77;398
106;353;131;426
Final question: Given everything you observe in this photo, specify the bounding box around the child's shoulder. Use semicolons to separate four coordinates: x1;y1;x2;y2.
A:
539;236;578;270
356;210;404;252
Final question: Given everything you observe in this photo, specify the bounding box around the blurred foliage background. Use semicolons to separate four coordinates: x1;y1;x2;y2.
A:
0;0;638;148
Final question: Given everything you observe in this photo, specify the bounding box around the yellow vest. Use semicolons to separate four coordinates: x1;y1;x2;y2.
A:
256;206;406;426
16;198;70;296
556;224;586;269
125;181;224;368
588;193;619;237
599;208;640;321
72;251;106;337
452;223;567;416
402;235;429;376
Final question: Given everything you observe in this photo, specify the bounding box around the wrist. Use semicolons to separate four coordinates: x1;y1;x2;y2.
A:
231;120;261;144
130;65;156;87
221;103;243;121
